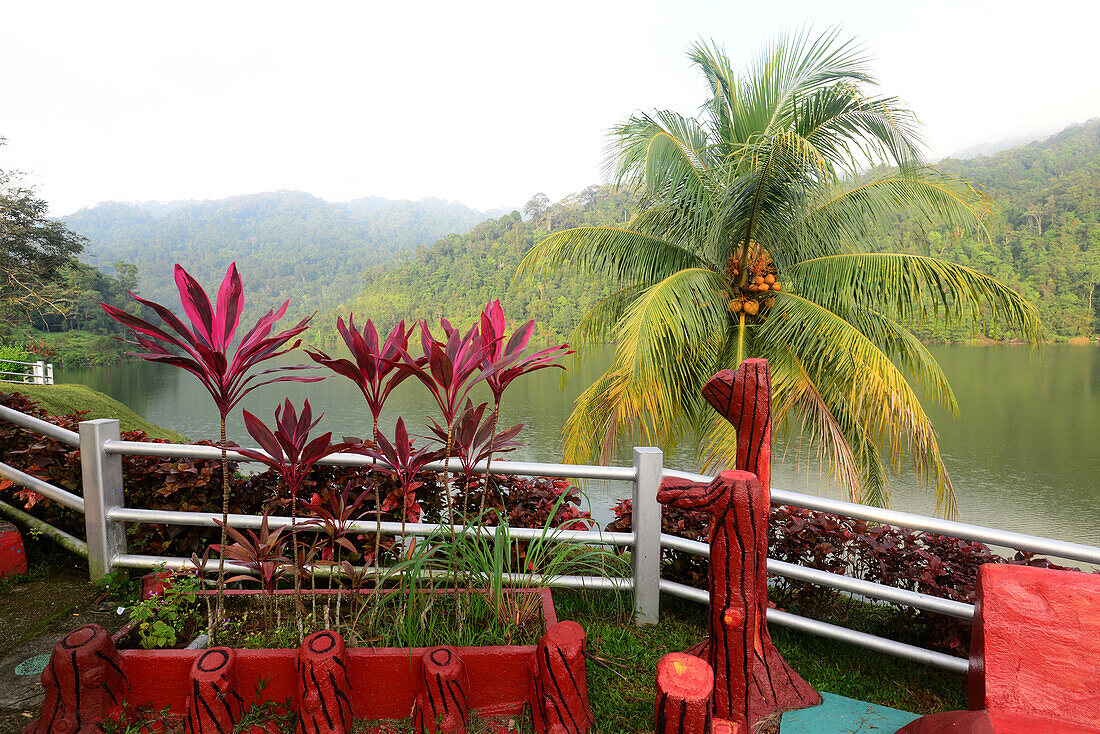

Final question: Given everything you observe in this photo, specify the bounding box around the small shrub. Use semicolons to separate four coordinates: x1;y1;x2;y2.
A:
608;495;1082;656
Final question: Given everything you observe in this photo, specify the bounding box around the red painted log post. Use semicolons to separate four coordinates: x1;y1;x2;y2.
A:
657;359;819;725
529;620;593;734
654;653;714;734
0;521;28;579
185;648;244;734
297;631;353;734
413;646;470;734
24;624;127;734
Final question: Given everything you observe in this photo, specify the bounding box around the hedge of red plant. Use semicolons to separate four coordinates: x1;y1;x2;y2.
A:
607;496;1081;657
0;391;591;562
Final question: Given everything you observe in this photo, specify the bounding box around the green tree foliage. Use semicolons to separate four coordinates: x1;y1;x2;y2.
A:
63;191;499;324
312;186;639;347
517;31;1040;515
0;139;88;329
872;119;1100;340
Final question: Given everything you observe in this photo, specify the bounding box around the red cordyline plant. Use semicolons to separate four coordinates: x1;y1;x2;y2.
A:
212;513;290;628
99;262;320;630
391;318;508;527
306;317;415;572
235;398;352;639
428;399;523;518
355;418;445;546
300;485;370;628
478;301;571;509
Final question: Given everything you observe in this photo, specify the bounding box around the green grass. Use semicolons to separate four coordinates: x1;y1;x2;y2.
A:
552;591;966;734
3;383;187;442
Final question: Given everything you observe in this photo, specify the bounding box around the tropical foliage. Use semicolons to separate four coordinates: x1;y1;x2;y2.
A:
100;262;321;629
517;30;1042;515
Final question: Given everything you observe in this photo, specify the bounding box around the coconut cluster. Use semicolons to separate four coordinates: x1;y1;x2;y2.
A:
723;251;782;317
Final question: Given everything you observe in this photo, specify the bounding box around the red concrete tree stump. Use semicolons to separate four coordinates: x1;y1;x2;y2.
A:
898;564;1100;734
297;631;353;734
654;653;714;734
528;620;593;734
0;521;28;579
657;360;819;726
24;624;127;734
413;646;470;734
185;647;244;734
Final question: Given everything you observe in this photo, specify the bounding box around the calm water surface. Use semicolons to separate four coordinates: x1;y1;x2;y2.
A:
59;345;1100;547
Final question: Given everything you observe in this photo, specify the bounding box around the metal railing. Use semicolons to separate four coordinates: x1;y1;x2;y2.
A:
1;404;1099;676
0;358;54;385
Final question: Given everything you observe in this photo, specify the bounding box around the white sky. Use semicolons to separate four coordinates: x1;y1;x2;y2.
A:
1;0;1097;215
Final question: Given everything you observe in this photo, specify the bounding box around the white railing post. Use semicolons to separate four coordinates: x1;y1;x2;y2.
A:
80;419;126;581
46;363;54;385
33;361;46;385
632;446;663;625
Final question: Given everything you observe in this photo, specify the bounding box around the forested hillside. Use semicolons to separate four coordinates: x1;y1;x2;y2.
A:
312;186;638;346
319;121;1100;347
63;191;498;322
878;119;1100;340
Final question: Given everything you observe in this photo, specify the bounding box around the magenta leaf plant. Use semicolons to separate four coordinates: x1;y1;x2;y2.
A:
299;484;369;626
477;300;571;510
391;318;510;528
428;399;523;516
99;262;321;632
212;513;290;627
236;398;352;639
354;418;445;540
306;316;417;568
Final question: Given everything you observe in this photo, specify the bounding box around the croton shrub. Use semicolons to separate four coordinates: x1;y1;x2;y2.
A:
607;495;1081;657
0;391;591;562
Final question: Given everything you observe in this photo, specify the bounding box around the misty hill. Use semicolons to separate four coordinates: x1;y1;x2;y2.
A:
63;191;500;322
874;118;1100;339
312;186;638;347
321;120;1100;348
947;131;1052;160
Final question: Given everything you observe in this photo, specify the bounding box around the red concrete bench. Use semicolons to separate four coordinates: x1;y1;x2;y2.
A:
899;563;1100;733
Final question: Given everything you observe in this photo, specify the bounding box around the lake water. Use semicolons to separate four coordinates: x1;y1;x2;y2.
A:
58;345;1100;548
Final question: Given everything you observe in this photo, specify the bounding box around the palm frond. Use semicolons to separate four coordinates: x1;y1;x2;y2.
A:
759;292;957;515
789;252;1042;344
514;227;715;289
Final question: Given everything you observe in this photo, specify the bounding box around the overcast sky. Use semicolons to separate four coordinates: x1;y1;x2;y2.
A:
1;0;1097;215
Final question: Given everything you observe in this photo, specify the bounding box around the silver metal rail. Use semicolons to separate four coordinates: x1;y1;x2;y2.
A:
0;359;53;385
107;506;636;546
660;533;974;620
100;438;637;481
0;460;85;512
663;468;1100;566
659;579;969;674
111;552;634;592
0;404;80;447
0;499;88;558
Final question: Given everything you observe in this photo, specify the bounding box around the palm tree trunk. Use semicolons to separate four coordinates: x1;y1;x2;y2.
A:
737;312;747;365
215;416;229;639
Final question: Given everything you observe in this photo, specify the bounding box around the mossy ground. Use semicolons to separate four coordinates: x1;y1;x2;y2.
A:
2;383;187;442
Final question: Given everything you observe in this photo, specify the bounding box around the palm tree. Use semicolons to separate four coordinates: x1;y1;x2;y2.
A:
516;29;1040;517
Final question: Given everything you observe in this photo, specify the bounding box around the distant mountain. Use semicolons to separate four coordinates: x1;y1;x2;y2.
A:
312;185;638;348
63;190;498;322
880;118;1100;340
946;131;1053;160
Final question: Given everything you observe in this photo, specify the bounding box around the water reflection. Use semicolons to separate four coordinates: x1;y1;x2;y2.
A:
59;345;1100;545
